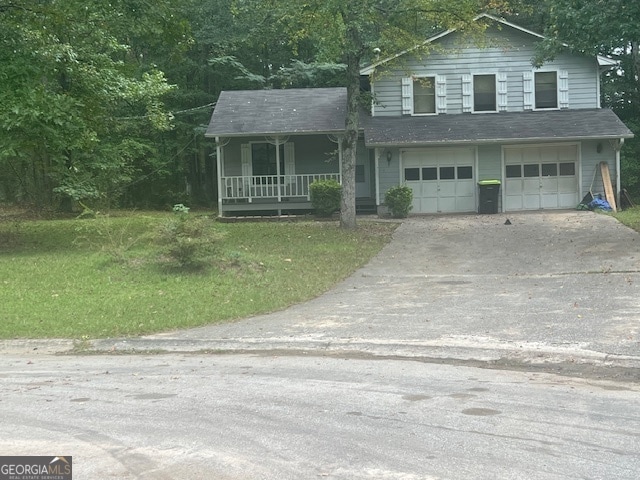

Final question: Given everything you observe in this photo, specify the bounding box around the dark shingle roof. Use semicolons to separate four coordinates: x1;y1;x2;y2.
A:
363;109;634;146
205;88;347;137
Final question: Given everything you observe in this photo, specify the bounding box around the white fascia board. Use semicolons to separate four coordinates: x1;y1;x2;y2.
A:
361;14;613;76
366;133;635;148
204;129;350;138
360;30;453;76
360;14;545;76
597;55;618;67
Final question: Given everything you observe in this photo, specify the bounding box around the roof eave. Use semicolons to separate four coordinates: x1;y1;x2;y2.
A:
366;133;634;148
360;13;548;76
205;128;361;139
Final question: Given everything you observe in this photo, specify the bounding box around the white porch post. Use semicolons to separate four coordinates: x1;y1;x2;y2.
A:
275;137;282;215
215;137;223;217
338;138;343;180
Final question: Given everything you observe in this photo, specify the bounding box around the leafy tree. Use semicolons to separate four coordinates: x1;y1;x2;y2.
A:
228;0;510;228
0;1;183;209
529;0;640;195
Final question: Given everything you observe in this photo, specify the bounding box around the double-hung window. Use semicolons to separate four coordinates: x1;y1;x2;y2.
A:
251;143;285;184
413;77;436;115
473;74;497;112
535;71;558;109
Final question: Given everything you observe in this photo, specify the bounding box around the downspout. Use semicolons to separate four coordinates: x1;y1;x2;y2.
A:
374;148;380;208
216;137;223;217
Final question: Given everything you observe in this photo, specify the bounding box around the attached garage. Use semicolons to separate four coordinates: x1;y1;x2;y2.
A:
402;147;476;213
503;144;579;211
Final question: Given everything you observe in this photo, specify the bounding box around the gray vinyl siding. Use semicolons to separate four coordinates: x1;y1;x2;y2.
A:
580;140;617;198
222;135;340;176
356;137;369;165
477;145;502;181
379;149;401;201
294;136;340;174
371;25;600;116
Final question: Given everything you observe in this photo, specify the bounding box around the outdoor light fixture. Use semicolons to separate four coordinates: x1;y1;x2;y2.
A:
386;150;392;165
597;142;603;153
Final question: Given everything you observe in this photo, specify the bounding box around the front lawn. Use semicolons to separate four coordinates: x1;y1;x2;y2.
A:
0;211;397;339
614;206;640;232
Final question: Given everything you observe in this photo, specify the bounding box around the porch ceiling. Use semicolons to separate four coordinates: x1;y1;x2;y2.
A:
205;88;348;138
363;108;634;147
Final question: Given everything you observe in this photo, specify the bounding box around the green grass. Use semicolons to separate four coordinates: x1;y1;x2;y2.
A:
0;212;397;339
614;206;640;232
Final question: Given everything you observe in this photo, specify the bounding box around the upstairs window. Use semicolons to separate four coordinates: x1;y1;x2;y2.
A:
535;72;558;109
473;74;496;112
413;77;436;115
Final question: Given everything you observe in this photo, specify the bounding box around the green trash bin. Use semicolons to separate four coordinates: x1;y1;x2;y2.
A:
478;180;501;214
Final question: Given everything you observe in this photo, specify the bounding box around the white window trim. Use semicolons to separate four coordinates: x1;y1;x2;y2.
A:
413;75;438;116
409;75;439;116
471;73;499;114
245;140;294;176
532;69;568;111
402;75;446;116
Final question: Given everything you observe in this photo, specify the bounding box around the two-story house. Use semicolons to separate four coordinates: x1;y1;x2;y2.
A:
205;14;633;216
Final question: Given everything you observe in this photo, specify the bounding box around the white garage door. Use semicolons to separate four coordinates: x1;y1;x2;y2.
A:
504;145;578;211
402;148;476;214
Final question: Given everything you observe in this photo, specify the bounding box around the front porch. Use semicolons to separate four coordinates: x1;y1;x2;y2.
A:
221;173;341;215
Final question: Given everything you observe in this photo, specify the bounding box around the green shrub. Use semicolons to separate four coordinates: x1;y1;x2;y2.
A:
310;179;342;217
385;185;413;218
73;214;150;264
155;206;223;270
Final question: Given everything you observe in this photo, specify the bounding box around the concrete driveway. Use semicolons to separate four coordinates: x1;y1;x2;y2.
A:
5;211;638;371
82;210;640;371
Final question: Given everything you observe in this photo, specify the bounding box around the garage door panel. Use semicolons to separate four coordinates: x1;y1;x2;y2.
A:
558;177;576;194
506;195;523;210
524;194;541;209
542;194;559;209
504;145;578;211
401;148;476;214
456;180;475;196
456;196;475;212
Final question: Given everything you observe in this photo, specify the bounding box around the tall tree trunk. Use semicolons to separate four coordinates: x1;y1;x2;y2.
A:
340;18;363;230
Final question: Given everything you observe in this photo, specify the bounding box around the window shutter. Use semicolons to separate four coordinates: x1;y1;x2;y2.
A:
401;77;412;115
462;74;472;113
523;72;533;110
284;142;295;175
436;75;447;114
498;72;508;112
559;70;569;109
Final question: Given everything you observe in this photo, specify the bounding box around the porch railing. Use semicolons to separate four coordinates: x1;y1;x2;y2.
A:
222;173;341;202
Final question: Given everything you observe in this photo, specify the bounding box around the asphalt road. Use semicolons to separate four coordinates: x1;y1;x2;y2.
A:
2;211;640;479
2;353;639;479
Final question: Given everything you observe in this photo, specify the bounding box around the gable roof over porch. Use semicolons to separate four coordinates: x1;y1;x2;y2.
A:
205;87;348;138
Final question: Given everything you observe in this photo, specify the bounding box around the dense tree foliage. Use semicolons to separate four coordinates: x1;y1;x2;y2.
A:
1;0;638;213
507;0;640;194
0;0;186;209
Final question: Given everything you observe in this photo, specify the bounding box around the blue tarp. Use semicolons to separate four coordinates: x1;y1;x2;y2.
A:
588;195;613;212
